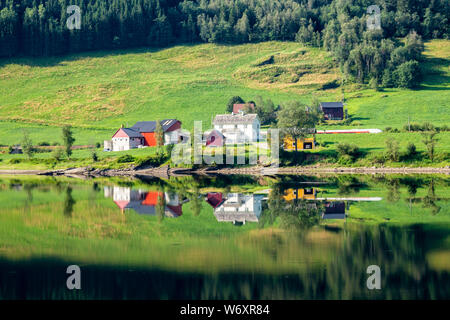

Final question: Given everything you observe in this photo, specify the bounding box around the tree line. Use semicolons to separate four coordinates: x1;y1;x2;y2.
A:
1;0;449;87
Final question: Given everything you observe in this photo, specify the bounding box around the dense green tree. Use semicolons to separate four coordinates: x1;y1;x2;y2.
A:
62;126;75;159
226;96;245;113
0;0;446;89
277;101;319;152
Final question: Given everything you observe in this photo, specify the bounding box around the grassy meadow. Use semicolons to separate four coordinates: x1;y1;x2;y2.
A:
0;40;449;168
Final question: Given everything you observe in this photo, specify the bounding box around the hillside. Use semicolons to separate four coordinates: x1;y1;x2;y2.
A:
0;40;449;146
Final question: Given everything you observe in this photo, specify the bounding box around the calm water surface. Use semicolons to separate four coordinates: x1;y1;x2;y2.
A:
0;174;449;299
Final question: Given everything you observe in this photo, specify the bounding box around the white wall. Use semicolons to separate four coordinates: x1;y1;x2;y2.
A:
214;193;263;223
164;130;180;145
214;119;260;144
112;137;143;151
112;137;130;151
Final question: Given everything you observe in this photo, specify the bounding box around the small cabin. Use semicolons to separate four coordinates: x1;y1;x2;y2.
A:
283;137;316;151
283;188;317;201
320;102;344;120
9;145;23;154
322;202;346;219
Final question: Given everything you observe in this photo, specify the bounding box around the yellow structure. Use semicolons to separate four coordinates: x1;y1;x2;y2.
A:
283;136;316;151
283;188;317;201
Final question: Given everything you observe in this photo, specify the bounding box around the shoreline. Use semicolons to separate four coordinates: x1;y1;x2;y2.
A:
1;165;449;177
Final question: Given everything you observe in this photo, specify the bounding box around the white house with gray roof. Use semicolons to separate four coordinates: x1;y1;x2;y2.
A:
213;193;264;225
213;114;260;144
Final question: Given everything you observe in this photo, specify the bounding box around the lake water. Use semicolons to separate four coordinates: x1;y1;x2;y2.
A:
0;174;449;299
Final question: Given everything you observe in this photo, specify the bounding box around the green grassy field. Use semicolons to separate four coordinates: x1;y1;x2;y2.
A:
0;40;448;167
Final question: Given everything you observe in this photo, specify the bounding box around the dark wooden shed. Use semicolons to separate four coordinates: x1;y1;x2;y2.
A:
320;102;344;120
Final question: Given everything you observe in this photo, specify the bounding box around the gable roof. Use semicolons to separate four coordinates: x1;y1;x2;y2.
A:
213;114;259;125
233;103;255;114
131;119;180;133
320;102;344;109
205;129;225;138
122;128;143;138
206;193;224;209
112;127;143;139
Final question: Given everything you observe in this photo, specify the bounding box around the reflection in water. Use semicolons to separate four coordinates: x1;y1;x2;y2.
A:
0;175;448;299
63;186;75;217
104;186;186;218
206;193;264;225
282;187;382;220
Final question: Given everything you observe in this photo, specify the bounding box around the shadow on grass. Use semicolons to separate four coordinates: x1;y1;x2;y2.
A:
0;42;203;69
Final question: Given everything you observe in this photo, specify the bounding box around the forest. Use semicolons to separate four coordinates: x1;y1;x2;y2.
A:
0;0;449;87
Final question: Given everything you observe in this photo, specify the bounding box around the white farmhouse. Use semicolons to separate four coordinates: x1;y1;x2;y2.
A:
213;193;264;225
213;114;260;144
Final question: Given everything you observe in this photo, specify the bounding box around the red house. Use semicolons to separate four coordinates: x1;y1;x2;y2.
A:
110;119;181;151
205;129;225;147
206;193;224;209
131;120;181;146
233;103;255;114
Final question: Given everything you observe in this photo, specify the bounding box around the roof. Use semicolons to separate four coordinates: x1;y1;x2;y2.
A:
131;119;180;133
205;129;225;138
206;193;224;208
322;213;346;220
320;102;344;109
233;103;255;114
213;114;259;125
121;128;143;138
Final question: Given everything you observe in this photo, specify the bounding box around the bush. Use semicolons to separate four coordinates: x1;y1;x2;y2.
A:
117;154;135;163
95;142;101;148
9;158;22;164
422;122;435;131
52;148;64;162
394;60;421;88
337;154;354;166
336;143;361;162
38;142;50;146
92;151;99;162
402;142;418;161
404;122;438;132
370;153;386;165
369;77;380;91
385;138;400;161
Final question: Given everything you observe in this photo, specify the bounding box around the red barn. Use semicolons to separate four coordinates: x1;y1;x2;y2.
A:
131;120;181;147
111;119;181;151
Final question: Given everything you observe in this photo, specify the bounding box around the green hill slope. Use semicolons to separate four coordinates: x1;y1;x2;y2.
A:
0;40;448;148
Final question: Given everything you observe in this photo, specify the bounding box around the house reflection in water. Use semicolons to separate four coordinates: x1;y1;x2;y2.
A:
104;186;185;217
283;188;382;220
206;192;264;225
322;202;346;220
